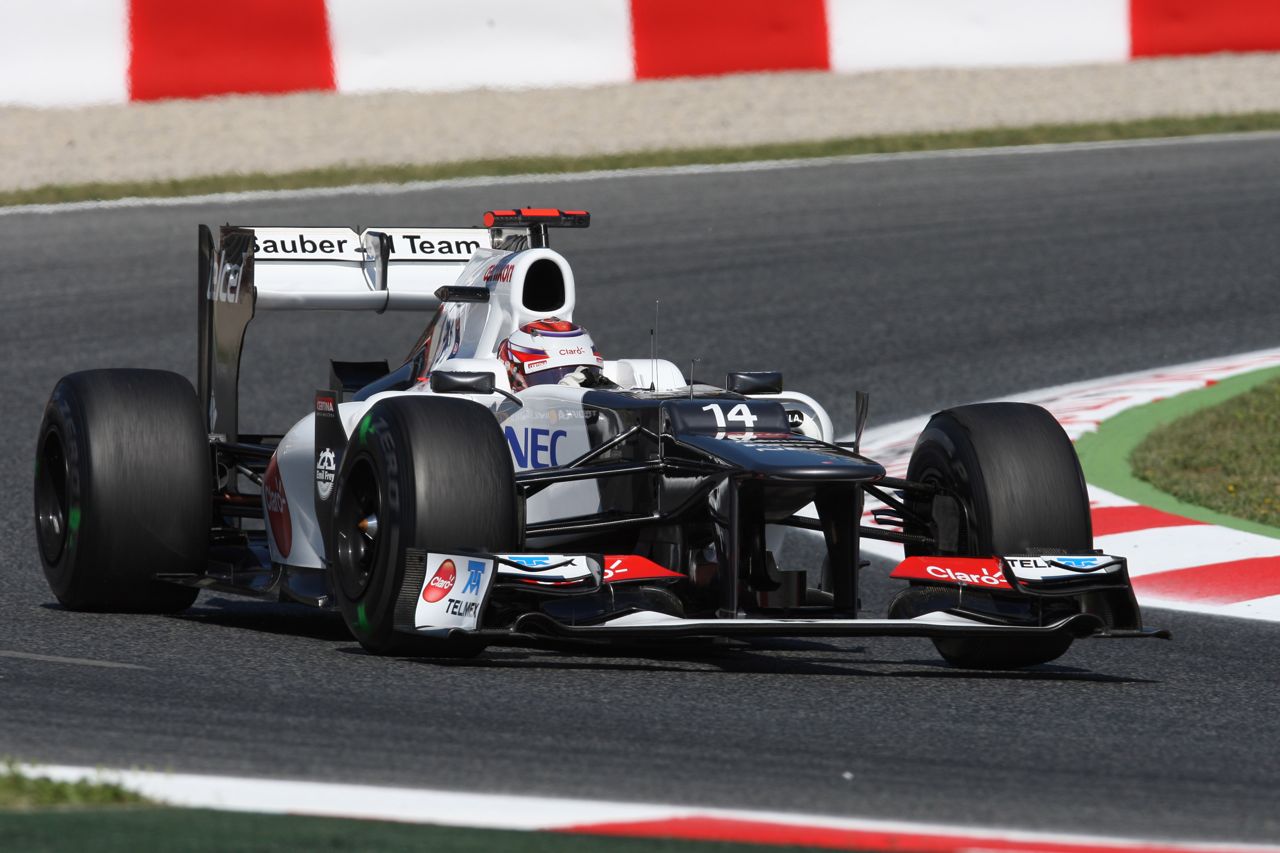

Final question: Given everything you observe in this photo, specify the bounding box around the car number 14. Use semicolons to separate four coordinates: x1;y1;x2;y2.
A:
701;402;758;435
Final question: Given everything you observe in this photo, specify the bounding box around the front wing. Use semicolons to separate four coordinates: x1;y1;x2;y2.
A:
397;549;1168;644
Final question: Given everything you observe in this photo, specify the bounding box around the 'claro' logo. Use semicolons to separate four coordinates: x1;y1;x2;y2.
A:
422;560;457;603
262;457;291;558
927;564;1006;586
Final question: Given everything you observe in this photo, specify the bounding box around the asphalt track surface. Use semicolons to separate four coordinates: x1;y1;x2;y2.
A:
3;135;1279;843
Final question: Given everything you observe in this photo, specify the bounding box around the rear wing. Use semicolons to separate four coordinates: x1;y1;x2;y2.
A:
249;226;487;310
197;210;589;441
197;223;486;441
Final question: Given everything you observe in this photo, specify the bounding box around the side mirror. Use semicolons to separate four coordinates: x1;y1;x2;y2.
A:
362;230;392;293
434;285;490;303
726;371;783;394
430;372;496;395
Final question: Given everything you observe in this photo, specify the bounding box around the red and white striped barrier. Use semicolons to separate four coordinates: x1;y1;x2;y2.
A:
19;764;1280;853
856;348;1280;622
4;0;1280;106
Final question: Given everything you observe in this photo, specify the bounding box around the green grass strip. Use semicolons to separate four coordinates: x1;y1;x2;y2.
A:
1132;375;1280;529
1075;366;1280;540
7;111;1280;207
0;764;148;809
0;807;851;853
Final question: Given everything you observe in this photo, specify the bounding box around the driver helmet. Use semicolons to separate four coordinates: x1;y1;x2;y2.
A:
498;318;604;391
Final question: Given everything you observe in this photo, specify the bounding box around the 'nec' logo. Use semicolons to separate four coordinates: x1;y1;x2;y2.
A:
461;560;486;595
505;427;566;469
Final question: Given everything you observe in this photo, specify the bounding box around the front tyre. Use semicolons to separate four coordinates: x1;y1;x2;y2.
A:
329;396;518;656
34;370;208;612
897;402;1092;669
888;585;1074;669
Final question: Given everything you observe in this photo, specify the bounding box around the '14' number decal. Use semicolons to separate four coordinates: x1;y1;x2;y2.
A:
701;403;758;436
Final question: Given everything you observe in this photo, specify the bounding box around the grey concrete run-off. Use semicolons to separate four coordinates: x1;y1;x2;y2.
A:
1;136;1278;842
5;53;1280;192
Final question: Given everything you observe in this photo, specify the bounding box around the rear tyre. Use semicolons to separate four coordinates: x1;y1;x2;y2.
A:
330;396;518;656
34;370;208;613
896;403;1092;669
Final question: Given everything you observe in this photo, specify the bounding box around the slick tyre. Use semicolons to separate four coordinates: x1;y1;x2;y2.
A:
34;370;208;613
330;396;518;657
898;402;1092;669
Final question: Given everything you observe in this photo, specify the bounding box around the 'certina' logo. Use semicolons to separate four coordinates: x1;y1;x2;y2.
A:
927;564;1006;586
316;397;335;413
423;560;457;603
483;264;515;283
315;447;336;500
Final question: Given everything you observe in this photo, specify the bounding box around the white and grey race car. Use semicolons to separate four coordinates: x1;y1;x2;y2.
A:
33;208;1168;668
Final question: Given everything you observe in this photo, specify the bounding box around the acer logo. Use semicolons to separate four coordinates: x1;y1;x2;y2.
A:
210;259;243;303
422;560;457;603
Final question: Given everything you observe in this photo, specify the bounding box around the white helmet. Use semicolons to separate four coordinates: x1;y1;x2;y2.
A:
497;318;604;391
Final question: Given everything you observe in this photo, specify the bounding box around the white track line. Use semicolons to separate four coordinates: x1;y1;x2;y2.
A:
17;764;1280;853
0;650;147;669
6;130;1280;217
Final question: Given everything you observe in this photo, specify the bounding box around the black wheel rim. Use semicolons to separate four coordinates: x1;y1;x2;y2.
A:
35;428;70;564
334;457;381;600
906;463;974;557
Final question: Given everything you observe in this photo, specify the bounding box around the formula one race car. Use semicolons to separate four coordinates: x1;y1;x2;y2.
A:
33;209;1167;669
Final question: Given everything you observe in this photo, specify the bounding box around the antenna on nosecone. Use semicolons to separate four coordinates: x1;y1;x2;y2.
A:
649;299;659;391
689;357;700;399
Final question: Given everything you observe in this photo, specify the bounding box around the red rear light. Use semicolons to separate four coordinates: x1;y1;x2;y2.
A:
482;209;591;229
